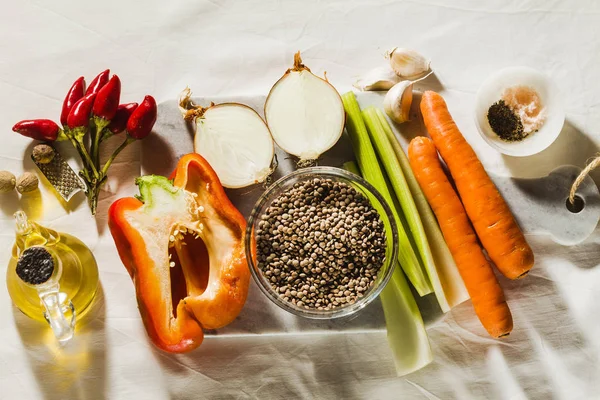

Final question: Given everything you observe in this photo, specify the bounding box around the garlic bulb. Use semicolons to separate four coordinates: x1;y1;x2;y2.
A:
383;71;434;124
353;65;402;91
383;81;414;124
265;52;344;163
387;48;431;79
179;88;275;188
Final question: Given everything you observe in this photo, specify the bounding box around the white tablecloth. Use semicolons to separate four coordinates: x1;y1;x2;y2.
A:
1;1;600;399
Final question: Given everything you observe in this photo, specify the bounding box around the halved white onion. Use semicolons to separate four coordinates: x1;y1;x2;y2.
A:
264;52;345;163
179;89;274;188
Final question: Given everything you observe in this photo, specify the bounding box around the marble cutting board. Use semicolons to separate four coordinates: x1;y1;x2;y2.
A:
141;92;600;336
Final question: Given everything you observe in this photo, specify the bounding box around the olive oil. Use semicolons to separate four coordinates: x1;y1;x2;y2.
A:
6;211;99;323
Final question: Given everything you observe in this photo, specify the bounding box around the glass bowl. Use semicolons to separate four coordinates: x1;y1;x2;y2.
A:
245;166;398;319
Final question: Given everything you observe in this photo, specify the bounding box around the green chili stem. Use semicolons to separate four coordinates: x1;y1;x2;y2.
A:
63;129;99;178
101;137;135;176
91;120;104;169
78;139;99;178
91;118;111;169
89;121;97;168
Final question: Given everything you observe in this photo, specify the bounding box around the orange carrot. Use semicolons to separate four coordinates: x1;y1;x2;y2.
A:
408;136;512;338
420;91;534;280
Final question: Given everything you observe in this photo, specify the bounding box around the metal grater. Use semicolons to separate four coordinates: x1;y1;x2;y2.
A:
32;146;86;201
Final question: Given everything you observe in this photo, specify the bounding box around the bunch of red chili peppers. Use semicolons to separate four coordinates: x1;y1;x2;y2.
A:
12;69;157;215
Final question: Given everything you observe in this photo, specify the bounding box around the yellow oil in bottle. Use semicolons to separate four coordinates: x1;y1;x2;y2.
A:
6;212;99;323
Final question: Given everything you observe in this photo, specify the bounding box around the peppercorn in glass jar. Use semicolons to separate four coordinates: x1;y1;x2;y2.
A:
246;167;398;319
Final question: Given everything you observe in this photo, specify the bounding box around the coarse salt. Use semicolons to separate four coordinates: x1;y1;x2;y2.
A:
501;85;546;135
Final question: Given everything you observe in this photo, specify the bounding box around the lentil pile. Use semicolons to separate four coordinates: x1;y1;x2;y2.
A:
256;178;387;310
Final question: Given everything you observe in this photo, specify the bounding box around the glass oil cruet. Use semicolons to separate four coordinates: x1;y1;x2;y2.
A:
6;211;99;343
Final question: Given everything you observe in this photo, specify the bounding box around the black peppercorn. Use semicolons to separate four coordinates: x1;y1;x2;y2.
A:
487;100;525;142
16;247;55;285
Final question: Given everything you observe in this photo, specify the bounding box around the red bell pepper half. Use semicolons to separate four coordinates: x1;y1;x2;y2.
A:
108;153;250;353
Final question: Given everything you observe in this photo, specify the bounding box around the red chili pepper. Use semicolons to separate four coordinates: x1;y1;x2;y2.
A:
85;69;110;96
60;77;85;127
67;93;96;130
93;75;121;121
127;96;157;140
108;103;138;134
12;119;60;141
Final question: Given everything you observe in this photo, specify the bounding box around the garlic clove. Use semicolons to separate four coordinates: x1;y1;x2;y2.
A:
387;48;431;80
353;65;402;91
383;81;414;124
399;84;413;123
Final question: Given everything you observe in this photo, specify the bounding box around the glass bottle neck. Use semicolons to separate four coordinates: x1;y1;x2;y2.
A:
13;211;60;258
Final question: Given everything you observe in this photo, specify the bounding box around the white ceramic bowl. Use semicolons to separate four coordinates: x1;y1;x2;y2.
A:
474;66;565;157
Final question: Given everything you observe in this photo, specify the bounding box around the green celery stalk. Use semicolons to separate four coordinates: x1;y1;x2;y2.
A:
375;108;469;310
362;106;449;311
381;265;433;376
341;91;432;296
342;161;361;176
343;161;433;376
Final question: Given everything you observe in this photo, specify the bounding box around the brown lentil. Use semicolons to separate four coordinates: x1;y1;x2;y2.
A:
256;178;386;310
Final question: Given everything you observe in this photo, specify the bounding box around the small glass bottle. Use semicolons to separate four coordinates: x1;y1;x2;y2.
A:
6;211;99;342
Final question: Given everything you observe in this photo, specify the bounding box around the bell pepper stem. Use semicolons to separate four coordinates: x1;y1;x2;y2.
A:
101;137;135;177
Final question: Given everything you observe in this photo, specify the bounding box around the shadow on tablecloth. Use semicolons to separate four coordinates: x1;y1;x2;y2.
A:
503;119;600;185
13;285;107;400
138;93;600;399
140;235;600;399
